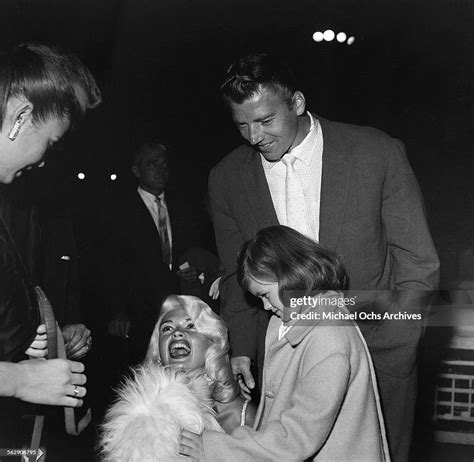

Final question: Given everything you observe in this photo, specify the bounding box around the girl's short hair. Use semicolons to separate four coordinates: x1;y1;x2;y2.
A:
237;225;348;300
146;295;239;403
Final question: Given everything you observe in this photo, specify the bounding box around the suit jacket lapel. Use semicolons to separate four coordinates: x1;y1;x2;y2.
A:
238;120;352;250
134;191;158;233
318;117;352;251
165;195;180;266
133;191;164;260
242;147;279;229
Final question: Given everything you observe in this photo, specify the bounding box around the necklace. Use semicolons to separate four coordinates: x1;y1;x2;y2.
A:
240;399;250;426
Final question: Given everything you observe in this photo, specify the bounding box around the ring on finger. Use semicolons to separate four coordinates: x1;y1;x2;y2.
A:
73;385;80;397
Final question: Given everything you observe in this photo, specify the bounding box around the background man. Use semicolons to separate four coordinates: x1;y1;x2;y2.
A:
209;53;439;461
101;141;212;366
103;142;178;365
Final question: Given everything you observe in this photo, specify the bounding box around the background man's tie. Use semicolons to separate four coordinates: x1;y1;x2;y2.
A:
155;197;172;266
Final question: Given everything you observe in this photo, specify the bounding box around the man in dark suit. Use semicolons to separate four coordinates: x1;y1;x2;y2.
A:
209;53;439;461
103;142;175;364
103;141;209;365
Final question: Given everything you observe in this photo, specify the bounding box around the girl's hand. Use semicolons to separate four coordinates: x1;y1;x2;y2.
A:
179;429;205;460
25;324;48;358
209;277;221;299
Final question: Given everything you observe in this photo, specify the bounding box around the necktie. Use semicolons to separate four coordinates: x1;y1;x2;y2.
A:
155;197;172;266
280;154;312;237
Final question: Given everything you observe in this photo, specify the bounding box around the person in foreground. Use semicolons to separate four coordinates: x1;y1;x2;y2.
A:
101;295;255;461
0;42;101;444
180;225;390;461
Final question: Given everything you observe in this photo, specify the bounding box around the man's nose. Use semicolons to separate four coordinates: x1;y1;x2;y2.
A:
248;125;264;145
263;299;272;310
151;165;168;173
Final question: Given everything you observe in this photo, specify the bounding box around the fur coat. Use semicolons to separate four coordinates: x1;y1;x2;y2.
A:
101;366;223;461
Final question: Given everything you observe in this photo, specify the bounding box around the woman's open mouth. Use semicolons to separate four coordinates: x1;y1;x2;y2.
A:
169;339;191;359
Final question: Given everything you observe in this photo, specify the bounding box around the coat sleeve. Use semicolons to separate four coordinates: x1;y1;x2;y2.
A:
203;353;350;461
382;139;439;291
368;138;440;375
208;166;259;360
0;218;39;362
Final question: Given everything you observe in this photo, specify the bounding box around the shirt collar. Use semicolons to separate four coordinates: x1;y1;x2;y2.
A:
261;112;318;170
278;318;293;340
137;186;165;205
290;112;317;165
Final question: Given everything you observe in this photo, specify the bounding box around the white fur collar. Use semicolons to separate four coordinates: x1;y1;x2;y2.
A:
101;366;223;461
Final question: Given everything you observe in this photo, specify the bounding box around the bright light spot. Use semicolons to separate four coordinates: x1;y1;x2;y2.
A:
336;32;347;43
347;36;355;45
323;30;335;41
312;31;324;42
77;173;85;180
110;174;117;181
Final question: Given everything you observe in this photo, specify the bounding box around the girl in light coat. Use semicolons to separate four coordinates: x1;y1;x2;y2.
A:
180;225;390;461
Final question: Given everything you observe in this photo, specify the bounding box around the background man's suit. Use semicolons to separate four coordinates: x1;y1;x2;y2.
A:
102;191;177;361
101;190;211;360
209;116;439;460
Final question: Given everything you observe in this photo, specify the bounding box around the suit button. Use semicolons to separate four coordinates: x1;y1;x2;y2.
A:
265;390;275;399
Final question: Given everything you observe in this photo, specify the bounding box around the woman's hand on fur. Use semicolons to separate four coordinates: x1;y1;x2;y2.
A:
179;430;205;460
25;324;48;358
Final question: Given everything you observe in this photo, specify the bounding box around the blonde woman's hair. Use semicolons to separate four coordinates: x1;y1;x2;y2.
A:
146;295;239;403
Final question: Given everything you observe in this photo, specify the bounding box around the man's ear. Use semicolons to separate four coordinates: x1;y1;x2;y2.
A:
131;165;140;179
292;91;306;116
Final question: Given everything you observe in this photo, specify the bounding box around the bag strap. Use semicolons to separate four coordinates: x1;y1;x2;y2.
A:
56;324;92;435
35;287;58;359
30;286;57;454
30;415;44;454
33;286;92;437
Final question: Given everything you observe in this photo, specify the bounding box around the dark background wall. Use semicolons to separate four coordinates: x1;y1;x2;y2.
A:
0;0;472;287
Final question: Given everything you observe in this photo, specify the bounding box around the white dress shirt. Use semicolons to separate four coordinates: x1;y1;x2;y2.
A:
137;186;173;265
261;112;323;242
